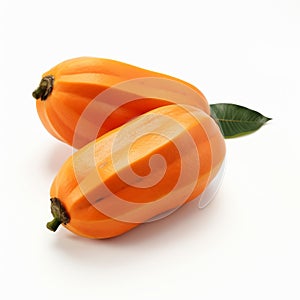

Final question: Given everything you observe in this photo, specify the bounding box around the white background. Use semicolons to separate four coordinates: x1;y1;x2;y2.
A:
1;0;300;299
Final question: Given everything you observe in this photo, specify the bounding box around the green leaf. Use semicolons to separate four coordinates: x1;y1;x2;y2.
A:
210;103;272;138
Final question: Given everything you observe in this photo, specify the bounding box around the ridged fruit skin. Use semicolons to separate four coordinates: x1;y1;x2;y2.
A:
49;104;226;239
34;57;210;148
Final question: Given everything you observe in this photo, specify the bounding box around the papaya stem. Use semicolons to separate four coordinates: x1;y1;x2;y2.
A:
32;75;54;100
47;218;62;232
46;197;70;232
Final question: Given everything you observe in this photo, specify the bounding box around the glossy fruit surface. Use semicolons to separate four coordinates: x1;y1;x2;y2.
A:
47;104;226;239
33;57;210;148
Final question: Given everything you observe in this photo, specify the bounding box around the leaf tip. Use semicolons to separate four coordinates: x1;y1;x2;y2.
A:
264;116;272;123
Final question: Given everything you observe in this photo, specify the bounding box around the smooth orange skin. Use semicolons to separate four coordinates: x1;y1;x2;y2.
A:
36;57;210;148
50;104;225;239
